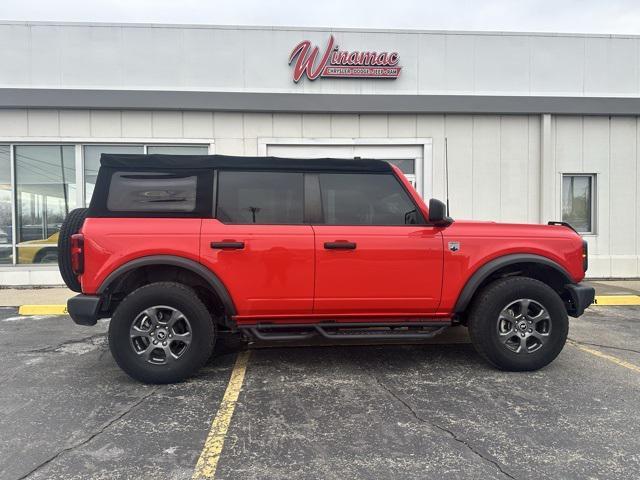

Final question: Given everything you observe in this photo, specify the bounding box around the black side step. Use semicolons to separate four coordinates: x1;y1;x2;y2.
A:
239;322;451;342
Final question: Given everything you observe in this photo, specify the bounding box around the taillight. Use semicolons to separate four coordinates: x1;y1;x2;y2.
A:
70;233;84;275
582;240;588;272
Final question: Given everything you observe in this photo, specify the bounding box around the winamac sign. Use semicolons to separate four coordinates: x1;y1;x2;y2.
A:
288;35;401;82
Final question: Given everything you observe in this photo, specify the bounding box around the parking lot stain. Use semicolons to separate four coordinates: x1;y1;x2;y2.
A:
193;350;251;479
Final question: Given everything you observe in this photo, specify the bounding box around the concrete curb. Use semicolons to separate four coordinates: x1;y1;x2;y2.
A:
595;295;640;305
18;305;68;315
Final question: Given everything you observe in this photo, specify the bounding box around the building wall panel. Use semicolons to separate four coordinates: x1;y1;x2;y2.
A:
609;117;638;276
445;115;474;218
121;111;152;138
183;111;214;139
152;111;182;138
472;115;501;220
360;114;388;137
500;116;531;222
27;109;59;136
527;115;541;223
90;110;122;137
3;23;640;99
302;114;331;138
60;110;91;137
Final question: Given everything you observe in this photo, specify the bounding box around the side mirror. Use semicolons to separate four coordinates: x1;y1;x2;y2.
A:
428;199;453;227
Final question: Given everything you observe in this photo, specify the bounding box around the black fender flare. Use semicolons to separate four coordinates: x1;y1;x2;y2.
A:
453;254;573;314
97;255;237;316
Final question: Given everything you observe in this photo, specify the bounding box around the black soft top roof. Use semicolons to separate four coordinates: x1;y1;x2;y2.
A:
100;154;392;173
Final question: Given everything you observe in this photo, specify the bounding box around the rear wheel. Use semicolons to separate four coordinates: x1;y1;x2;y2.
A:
57;208;88;292
468;276;568;371
109;282;216;384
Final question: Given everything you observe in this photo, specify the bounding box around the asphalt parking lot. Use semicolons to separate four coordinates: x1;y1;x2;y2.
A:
1;306;639;480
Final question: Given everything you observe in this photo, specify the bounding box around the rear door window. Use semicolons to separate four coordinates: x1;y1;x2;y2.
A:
318;173;423;225
216;171;304;224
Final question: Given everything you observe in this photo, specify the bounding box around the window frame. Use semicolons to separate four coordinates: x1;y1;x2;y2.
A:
561;173;597;235
314;171;427;227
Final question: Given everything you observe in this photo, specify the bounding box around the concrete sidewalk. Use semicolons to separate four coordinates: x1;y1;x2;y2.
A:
0;287;74;307
1;280;640;308
587;280;640;295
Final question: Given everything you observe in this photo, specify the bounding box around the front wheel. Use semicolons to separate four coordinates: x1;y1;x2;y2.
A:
468;276;568;371
109;282;216;383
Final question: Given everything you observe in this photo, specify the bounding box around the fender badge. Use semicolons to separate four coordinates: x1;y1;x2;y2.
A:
448;241;460;252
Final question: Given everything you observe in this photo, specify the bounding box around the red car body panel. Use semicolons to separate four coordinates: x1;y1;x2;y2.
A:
312;225;443;315
200;220;315;317
80;218;202;294
438;221;585;314
78;166;586;324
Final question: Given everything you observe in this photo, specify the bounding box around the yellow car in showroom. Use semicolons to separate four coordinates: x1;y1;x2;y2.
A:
18;232;59;264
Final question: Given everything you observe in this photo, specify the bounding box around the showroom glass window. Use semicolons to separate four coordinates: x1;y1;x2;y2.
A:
84;145;144;204
0;146;12;264
15;145;76;264
147;145;209;155
562;174;595;234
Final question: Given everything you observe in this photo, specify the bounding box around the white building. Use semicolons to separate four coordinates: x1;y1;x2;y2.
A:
0;21;639;284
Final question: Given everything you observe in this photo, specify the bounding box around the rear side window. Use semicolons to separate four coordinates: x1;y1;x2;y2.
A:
88;167;212;217
107;172;197;212
216;171;304;224
319;173;422;225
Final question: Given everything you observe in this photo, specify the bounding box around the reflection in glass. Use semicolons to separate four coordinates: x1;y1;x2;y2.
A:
562;175;593;233
84;145;144;204
0;146;12;264
320;173;419;225
386;159;415;174
217;172;304;224
15;145;76;264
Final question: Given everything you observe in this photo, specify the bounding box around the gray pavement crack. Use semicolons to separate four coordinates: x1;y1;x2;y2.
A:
568;337;640;355
18;333;106;354
15;386;161;480
373;376;517;480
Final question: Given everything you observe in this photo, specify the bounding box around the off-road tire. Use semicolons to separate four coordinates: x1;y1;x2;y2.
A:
57;208;88;292
468;276;568;371
109;282;216;384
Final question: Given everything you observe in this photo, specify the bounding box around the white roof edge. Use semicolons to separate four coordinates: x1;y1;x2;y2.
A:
0;19;638;39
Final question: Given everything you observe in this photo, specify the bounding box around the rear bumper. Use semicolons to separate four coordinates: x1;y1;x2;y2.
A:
67;294;103;326
565;283;595;318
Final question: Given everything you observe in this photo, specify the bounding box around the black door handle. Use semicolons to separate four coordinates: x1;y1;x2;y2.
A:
211;241;245;250
324;241;357;250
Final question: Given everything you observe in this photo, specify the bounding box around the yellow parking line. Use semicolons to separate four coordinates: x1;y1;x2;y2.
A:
568;340;640;373
18;305;67;315
192;350;251;479
594;295;640;306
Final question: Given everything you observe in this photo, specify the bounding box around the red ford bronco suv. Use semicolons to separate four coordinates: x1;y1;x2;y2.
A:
59;154;594;384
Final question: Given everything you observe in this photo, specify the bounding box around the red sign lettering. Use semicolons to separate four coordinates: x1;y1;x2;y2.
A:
289;35;401;82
